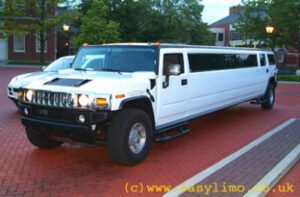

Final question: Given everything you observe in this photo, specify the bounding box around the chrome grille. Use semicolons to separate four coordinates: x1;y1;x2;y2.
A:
32;91;72;107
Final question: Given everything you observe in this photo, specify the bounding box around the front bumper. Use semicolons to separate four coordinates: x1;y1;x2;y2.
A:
19;103;111;144
7;86;19;101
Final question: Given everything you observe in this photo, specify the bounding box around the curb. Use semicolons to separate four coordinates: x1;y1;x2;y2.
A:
164;118;297;197
278;81;300;85
244;144;300;197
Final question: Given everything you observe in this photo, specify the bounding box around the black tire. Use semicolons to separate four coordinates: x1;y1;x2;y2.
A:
26;129;62;148
261;83;275;110
107;108;153;166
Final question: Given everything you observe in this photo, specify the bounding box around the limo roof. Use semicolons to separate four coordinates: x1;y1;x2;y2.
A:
85;43;272;52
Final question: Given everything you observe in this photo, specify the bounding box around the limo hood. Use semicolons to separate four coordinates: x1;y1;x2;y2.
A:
24;69;156;95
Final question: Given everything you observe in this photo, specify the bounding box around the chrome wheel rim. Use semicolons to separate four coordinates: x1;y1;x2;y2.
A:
128;123;146;154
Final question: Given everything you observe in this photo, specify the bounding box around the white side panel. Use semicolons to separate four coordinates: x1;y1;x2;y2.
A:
187;67;265;117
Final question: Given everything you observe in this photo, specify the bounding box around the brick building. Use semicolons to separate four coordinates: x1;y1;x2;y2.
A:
209;6;300;67
0;1;77;63
209;6;261;47
7;29;56;62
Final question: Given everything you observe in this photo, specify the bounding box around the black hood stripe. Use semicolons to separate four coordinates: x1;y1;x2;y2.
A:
44;78;91;87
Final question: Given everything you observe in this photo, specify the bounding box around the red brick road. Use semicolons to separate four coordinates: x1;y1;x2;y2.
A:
0;67;299;197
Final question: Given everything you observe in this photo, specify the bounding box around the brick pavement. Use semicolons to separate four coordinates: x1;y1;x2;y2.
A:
0;67;299;197
181;120;300;197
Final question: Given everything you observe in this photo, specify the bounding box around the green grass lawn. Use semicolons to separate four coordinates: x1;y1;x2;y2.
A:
277;75;300;82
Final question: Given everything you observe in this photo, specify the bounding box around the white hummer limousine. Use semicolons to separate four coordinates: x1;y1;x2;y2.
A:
17;43;277;165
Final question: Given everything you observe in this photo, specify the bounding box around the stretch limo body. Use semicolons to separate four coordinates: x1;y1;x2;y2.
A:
16;43;277;165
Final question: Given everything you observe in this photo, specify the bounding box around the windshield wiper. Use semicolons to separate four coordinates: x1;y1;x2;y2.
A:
101;68;122;74
74;68;88;72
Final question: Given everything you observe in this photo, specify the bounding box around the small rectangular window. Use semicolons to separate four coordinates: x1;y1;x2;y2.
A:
36;32;47;53
163;54;184;75
0;0;4;9
260;54;266;66
268;54;275;65
13;34;26;53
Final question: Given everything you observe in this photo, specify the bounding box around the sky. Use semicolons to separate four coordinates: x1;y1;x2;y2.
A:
201;0;242;25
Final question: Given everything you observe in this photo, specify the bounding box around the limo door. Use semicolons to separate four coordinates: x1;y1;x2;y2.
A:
156;50;189;127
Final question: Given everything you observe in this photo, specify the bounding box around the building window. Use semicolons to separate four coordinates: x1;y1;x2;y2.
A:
0;0;4;10
13;34;26;53
218;33;224;42
16;0;25;8
229;30;242;41
36;32;47;53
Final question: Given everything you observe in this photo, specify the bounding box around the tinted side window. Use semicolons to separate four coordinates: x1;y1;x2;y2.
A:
188;53;258;72
260;54;266;66
268;54;275;65
163;54;184;75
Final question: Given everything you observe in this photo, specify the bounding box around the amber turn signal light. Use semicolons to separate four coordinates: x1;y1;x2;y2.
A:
18;90;23;98
96;98;107;107
115;94;125;99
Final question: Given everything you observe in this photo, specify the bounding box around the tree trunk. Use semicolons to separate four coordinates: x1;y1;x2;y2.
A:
40;0;46;65
40;31;45;64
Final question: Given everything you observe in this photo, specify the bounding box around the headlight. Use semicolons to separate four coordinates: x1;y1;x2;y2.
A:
26;90;34;102
78;94;90;107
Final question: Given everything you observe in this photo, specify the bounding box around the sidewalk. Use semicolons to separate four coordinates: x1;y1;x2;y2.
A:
166;119;300;197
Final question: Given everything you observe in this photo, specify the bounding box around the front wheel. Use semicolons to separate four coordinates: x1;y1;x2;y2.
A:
107;108;153;166
261;83;275;110
26;129;62;148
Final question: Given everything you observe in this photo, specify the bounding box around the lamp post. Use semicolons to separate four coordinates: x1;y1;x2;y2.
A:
63;24;71;55
265;24;275;51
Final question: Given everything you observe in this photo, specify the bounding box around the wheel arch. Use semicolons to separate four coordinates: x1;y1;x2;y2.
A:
119;96;155;128
269;76;277;88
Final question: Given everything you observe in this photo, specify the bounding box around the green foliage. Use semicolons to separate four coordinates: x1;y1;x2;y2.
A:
78;0;214;45
73;0;120;48
236;0;300;50
277;75;300;82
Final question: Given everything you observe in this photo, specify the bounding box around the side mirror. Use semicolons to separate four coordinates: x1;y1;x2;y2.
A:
168;64;181;76
163;64;182;88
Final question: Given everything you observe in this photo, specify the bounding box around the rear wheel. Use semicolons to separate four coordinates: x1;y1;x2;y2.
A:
107;108;153;166
261;83;275;110
26;129;62;148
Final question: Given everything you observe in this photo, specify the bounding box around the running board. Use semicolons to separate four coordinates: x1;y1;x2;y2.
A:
154;125;190;142
250;98;265;105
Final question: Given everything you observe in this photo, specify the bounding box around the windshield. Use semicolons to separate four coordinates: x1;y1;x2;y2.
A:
45;57;74;72
72;46;158;73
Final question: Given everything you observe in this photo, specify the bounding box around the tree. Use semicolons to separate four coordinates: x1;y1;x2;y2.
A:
236;0;300;51
78;0;214;45
73;0;120;48
0;0;78;64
